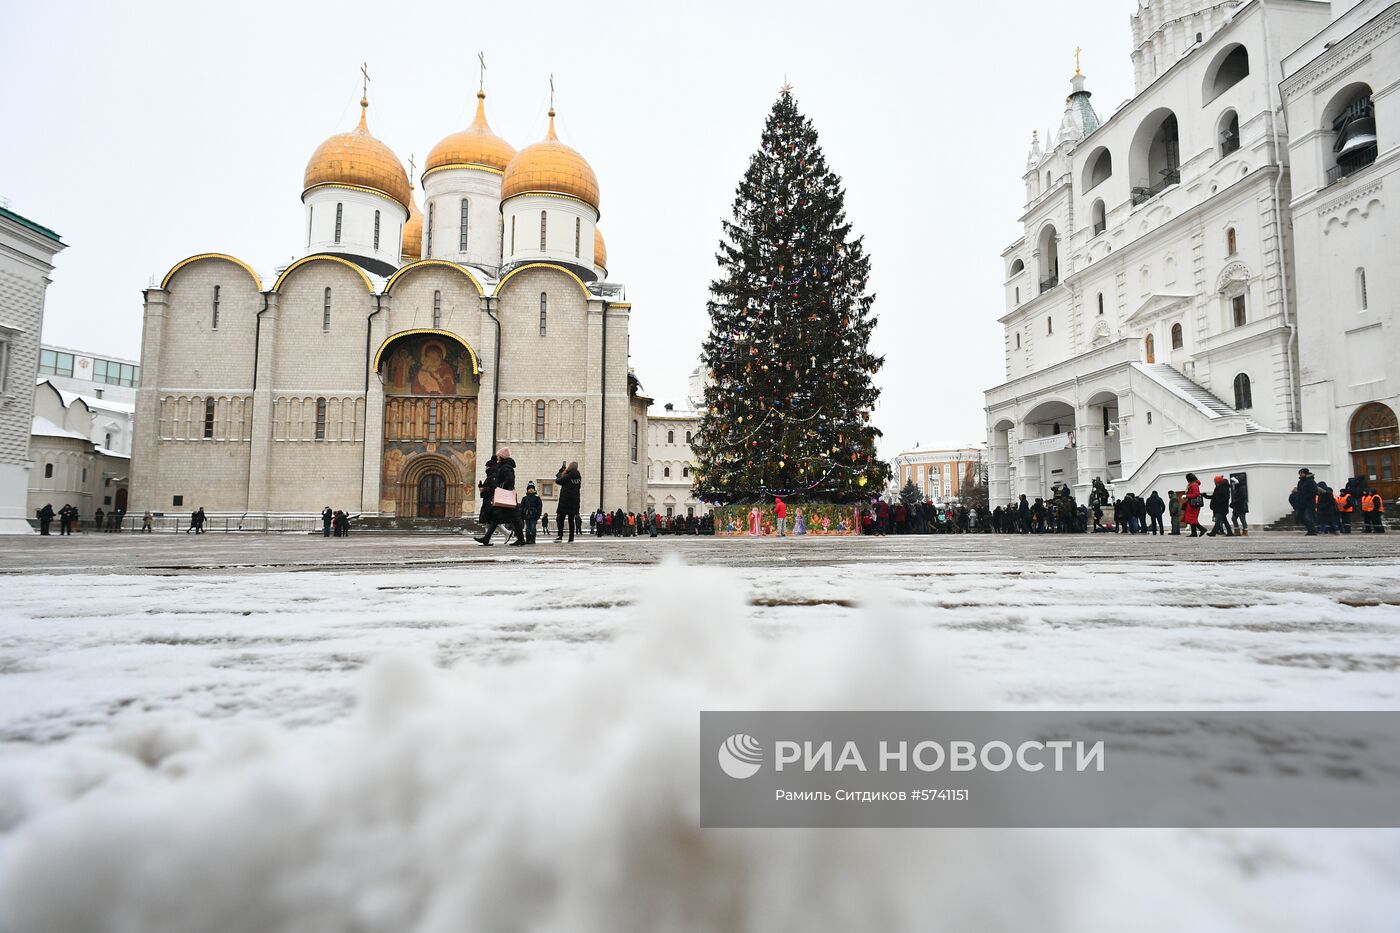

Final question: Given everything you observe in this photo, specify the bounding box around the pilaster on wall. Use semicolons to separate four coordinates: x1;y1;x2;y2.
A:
361;303;389;512
476;296;500;492
603;304;632;511
246;293;279;512
583;299;605;511
129;289;168;509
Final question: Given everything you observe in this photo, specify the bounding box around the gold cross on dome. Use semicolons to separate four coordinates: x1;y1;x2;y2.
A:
1075;47;1083;75
361;61;371;98
407;152;417;182
549;73;555;109
478;51;486;92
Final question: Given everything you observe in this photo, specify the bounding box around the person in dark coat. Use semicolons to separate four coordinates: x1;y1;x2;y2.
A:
520;483;543;544
37;503;54;535
554;461;582;542
479;455;499;528
1132;494;1148;534
1315;481;1339;535
1146;491;1166;535
322;506;333;537
1229;478;1249;536
57;504;74;535
1017;494;1031;533
1295;468;1319;535
1206;475;1232;536
1167;490;1181;534
476;448;525;546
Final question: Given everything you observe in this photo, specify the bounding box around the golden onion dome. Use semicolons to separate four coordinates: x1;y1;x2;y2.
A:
425;91;517;176
593;226;608;274
303;98;412;211
401;185;423;262
501;109;600;212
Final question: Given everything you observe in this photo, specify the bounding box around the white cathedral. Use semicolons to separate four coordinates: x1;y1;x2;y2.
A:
985;0;1399;520
130;82;657;522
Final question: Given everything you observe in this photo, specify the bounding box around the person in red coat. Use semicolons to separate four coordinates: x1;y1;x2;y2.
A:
774;496;788;537
1182;472;1206;538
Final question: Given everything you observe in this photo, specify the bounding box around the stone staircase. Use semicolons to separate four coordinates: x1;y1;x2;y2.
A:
1135;363;1262;430
352;516;483;535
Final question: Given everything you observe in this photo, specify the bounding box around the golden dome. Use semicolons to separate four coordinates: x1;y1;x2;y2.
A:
401;185;423;262
593;227;608;274
303;98;412;211
425;91;517;175
501;109;600;212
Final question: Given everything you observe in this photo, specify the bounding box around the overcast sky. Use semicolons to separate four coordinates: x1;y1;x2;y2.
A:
2;0;1136;456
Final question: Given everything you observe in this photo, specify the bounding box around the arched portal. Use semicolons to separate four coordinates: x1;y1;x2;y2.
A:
1350;402;1398;501
377;330;481;516
397;453;465;519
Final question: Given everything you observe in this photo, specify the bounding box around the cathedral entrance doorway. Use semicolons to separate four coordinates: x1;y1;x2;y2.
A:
417;472;447;518
375;330;481;517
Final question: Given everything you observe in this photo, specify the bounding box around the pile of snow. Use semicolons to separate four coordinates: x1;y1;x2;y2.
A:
0;559;1395;932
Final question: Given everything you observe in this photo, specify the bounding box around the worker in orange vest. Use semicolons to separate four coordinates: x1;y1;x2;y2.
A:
1335;488;1355;534
1360;489;1386;534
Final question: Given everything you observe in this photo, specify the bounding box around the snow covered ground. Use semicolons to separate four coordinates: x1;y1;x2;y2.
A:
0;534;1397;932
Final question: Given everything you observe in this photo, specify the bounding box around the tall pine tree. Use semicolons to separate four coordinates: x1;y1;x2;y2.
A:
695;88;887;503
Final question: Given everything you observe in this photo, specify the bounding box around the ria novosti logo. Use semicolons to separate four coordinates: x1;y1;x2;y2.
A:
718;733;764;779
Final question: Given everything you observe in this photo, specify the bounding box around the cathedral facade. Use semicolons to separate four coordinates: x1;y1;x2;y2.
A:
130;85;651;522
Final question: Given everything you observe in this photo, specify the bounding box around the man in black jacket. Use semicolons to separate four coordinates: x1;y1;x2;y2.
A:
1295;468;1319;536
1145;491;1166;535
1206;475;1233;536
554;461;582;542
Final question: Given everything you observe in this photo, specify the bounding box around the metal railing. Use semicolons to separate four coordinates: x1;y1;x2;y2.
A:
1039;274;1059;293
1131;170;1180;206
1326;146;1378;186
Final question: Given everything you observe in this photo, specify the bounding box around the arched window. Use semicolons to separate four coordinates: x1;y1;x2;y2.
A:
510;214;516;253
631;420;639;462
1047;317;1054;335
574;217;581;258
1352;403;1398;450
1205;44;1249;103
1219;110;1240;156
539;210;548;250
1233;373;1252;410
426;202;435;257
323;288;332;331
1014;287;1020;304
374;210;381;250
459;198;470;252
1357;268;1368;310
1171;322;1183;349
44;463;53;478
1097;292;1105;315
105;432;112;448
682;466;690;477
315;397;327;440
307;205;314;248
535;400;546;441
667;429;674;444
433;290;442;329
539;293;548;337
1084;147;1113;190
663;466;671;478
1015;332;1021;350
334;203;343;244
1145;333;1156;363
1325;84;1377;184
204;397;216;438
1045;171;1052;190
1130;110;1180;203
1226;227;1237;255
1009;258;1024;277
1091;199;1106;235
685;431;692;444
1038;225;1059;291
212;285;220;330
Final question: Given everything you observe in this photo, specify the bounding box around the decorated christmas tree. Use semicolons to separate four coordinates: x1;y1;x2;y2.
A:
694;87;888;503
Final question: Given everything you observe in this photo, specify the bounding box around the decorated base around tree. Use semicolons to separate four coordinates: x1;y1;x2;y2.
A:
713;503;861;537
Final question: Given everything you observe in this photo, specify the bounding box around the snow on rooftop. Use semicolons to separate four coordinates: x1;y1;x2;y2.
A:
30;415;88;441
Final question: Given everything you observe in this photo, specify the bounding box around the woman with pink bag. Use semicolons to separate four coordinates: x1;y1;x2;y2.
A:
475;447;526;547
